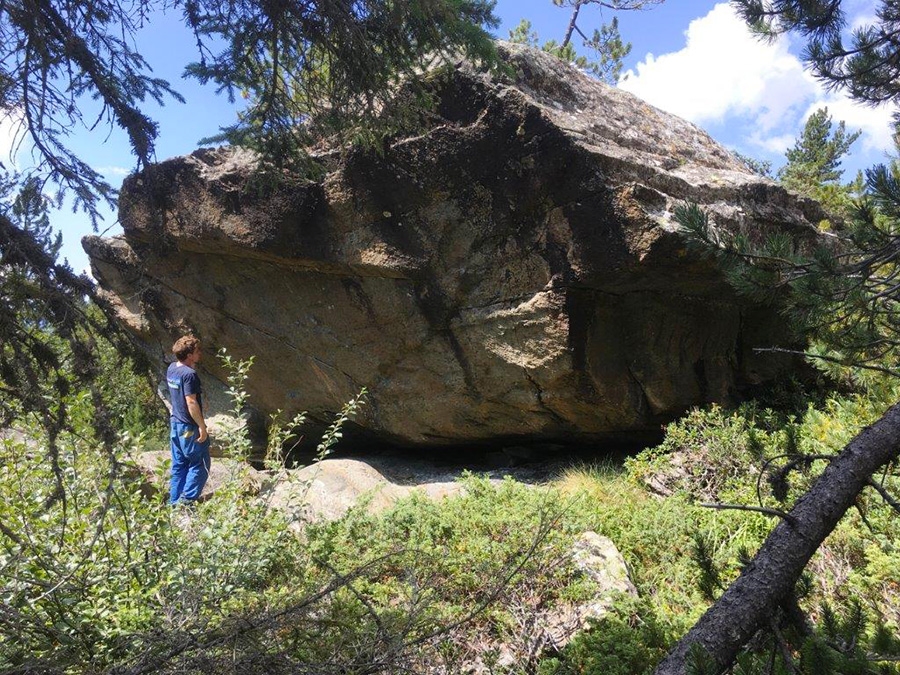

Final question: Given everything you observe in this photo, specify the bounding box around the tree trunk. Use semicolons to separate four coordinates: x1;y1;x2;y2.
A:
654;401;900;675
561;3;582;49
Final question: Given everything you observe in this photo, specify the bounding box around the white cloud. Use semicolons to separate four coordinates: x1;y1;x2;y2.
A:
846;0;878;30
748;131;796;155
850;12;878;31
94;165;131;177
618;2;896;160
619;3;817;126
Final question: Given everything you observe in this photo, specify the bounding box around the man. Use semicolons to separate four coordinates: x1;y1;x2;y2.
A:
166;335;210;505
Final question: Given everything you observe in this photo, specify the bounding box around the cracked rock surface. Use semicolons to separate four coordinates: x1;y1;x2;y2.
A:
84;42;819;449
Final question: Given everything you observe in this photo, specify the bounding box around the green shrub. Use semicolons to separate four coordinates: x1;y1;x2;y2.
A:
0;422;311;671
303;475;593;646
4;324;899;674
537;598;670;675
611;383;900;673
0;349;592;674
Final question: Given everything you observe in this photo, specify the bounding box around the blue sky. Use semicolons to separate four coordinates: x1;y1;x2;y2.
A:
1;1;893;272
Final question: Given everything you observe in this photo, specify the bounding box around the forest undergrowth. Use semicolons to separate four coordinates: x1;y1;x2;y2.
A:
2;344;899;675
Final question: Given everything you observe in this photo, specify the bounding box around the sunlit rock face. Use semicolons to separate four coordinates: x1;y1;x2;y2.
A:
84;42;822;449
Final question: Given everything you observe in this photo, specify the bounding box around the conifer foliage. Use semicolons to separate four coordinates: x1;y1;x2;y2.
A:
674;158;900;378
181;0;498;163
734;0;900;106
655;3;900;674
508;1;663;85
778;107;861;215
0;178;127;458
0;0;499;216
508;16;632;85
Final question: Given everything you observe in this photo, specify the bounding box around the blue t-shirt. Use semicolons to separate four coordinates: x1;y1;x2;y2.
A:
167;362;202;426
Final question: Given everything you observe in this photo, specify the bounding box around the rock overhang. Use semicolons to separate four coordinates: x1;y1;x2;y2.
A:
84;42;823;450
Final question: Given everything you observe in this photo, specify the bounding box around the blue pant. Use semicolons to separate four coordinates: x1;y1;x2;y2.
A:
169;420;210;505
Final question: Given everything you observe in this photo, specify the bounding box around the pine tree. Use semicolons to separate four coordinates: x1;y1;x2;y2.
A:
509;17;632;85
654;164;900;673
0;0;498;219
782;108;859;187
733;151;774;178
778;107;862;217
508;1;664;85
655;4;900;673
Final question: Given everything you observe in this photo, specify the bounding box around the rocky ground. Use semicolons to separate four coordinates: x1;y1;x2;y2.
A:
132;444;617;521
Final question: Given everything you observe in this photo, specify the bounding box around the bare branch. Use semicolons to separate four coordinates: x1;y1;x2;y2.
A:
866;478;900;513
700;502;798;525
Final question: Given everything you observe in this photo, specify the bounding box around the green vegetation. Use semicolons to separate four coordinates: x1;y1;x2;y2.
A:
0;350;588;673
657;89;900;666
655;77;900;667
507;1;665;85
778;107;862;221
508;16;632;85
4;1;900;672
544;386;900;675
537;598;670;675
0;0;500;219
3;338;899;673
736;107;862;222
734;0;900;107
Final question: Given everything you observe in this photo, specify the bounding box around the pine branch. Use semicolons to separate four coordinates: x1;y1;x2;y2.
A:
754;347;900;377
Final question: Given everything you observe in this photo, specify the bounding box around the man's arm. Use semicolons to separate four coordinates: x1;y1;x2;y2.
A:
184;393;208;443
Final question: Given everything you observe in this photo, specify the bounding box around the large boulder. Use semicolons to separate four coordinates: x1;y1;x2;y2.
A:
264;453;554;523
84;42;822;449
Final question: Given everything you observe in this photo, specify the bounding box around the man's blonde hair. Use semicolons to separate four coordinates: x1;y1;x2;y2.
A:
172;335;201;361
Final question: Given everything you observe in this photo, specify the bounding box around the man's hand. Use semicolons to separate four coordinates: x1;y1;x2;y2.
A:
185;393;207;443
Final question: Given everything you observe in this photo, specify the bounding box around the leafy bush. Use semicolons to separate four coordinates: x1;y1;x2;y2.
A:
0;420;309;671
624;405;772;503
554;461;769;637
